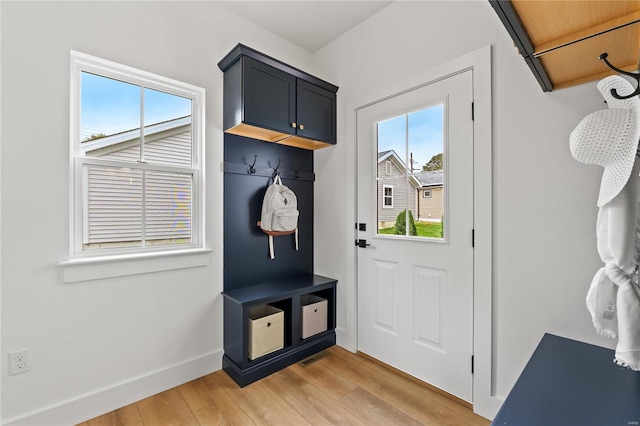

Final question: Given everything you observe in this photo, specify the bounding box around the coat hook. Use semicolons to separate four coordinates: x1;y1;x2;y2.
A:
272;158;281;179
599;52;640;100
248;155;257;174
293;162;301;179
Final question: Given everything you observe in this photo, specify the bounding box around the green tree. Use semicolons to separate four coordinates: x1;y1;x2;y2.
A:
394;209;417;236
423;153;443;171
82;132;107;142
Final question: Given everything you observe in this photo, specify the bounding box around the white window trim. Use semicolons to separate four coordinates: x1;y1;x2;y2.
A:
423;189;432;198
64;51;207;278
383;184;394;208
59;248;213;283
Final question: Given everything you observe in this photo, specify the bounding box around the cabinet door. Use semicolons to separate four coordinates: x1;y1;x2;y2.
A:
296;79;337;144
243;57;296;136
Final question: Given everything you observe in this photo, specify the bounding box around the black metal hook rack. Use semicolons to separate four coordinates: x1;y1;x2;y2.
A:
223;158;315;182
599;52;640;100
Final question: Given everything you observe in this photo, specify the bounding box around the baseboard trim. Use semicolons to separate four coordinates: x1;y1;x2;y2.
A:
475;394;505;420
4;349;223;426
335;327;355;351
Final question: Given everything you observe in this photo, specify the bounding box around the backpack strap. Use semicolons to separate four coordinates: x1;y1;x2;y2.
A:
264;227;297;259
269;234;275;259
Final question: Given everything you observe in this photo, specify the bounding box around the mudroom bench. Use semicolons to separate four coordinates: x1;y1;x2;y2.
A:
222;274;337;387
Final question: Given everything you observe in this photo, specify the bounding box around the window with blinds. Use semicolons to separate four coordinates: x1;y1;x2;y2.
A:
70;51;205;256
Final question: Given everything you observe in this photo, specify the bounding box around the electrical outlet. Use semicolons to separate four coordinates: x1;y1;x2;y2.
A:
9;349;30;375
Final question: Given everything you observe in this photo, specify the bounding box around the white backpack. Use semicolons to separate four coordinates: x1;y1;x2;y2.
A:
258;175;299;259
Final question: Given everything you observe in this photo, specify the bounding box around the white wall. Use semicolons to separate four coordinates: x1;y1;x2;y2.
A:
312;0;615;418
0;2;313;423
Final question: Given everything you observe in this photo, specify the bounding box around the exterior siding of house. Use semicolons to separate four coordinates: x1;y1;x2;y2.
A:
83;128;193;247
418;186;444;221
377;160;417;228
91;128;192;166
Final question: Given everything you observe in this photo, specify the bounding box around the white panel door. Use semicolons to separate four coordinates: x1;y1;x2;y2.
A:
356;70;474;402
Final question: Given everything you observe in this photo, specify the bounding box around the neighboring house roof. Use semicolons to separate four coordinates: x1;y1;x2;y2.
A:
378;149;395;161
415;170;444;187
81;115;191;156
377;150;421;188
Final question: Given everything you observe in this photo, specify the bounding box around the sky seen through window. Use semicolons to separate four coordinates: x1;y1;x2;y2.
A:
81;72;191;141
377;104;444;171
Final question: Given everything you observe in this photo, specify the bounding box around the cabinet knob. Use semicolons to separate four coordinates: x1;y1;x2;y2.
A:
299;124;304;130
291;122;297;129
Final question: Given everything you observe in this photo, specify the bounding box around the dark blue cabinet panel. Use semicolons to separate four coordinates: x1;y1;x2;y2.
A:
223;135;314;290
295;79;336;145
243;57;296;136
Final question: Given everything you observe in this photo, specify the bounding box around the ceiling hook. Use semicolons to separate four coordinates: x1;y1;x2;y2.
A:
599;52;640;100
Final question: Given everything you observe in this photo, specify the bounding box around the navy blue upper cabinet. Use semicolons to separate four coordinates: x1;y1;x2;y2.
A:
218;44;338;150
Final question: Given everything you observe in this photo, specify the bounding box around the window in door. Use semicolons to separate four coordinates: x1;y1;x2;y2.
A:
376;104;445;239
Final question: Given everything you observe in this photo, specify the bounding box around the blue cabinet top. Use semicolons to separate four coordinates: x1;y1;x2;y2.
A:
217;43;338;93
222;273;336;305
493;333;640;426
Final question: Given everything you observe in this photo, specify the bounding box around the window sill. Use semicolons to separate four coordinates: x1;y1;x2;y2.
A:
58;248;213;283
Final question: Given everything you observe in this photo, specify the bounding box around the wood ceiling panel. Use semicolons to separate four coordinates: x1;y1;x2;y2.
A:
492;0;640;91
540;24;640;88
512;0;640;46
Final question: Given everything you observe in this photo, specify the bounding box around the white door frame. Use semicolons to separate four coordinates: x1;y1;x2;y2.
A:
342;45;499;419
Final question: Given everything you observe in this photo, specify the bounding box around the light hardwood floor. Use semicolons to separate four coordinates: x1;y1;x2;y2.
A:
79;346;490;425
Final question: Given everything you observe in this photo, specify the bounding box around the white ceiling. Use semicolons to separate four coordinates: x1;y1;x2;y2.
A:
214;1;394;53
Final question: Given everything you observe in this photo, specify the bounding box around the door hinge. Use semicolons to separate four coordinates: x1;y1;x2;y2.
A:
471;355;474;374
471;102;475;121
472;229;475;248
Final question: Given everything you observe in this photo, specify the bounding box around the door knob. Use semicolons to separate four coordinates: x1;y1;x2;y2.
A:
355;239;371;248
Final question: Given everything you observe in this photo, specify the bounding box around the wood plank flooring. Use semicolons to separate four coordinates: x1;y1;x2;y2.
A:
78;346;490;426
